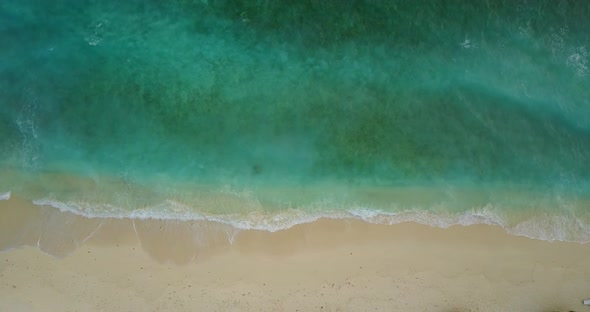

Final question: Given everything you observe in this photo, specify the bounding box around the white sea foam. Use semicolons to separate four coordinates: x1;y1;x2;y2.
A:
31;198;590;243
566;46;589;78
0;192;11;201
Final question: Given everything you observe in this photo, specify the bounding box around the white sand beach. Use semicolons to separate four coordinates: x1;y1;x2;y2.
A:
1;196;589;312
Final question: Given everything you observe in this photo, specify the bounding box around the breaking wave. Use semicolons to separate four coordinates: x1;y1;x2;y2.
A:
32;197;590;244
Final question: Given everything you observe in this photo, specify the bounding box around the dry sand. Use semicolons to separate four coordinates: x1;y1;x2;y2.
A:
1;196;589;312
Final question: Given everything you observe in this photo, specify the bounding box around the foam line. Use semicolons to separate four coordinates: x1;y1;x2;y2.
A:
0;192;10;201
30;198;590;244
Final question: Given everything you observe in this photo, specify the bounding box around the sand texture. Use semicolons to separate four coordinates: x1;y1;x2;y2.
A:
1;197;589;312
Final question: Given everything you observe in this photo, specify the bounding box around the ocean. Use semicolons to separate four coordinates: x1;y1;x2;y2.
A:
1;0;589;242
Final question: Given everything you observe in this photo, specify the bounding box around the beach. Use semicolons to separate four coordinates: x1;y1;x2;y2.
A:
1;197;589;312
2;1;590;311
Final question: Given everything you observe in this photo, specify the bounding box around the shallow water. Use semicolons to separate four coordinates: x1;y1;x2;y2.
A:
1;0;589;241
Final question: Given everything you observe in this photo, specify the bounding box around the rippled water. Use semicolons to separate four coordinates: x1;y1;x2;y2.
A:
1;1;589;241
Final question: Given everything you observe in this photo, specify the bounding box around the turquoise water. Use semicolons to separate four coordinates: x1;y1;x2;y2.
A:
1;1;590;241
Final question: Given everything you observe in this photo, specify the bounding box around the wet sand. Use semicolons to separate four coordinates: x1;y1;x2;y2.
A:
1;196;589;311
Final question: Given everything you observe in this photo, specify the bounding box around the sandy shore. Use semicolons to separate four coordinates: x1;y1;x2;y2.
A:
1;197;589;312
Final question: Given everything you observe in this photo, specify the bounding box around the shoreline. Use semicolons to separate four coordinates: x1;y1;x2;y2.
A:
2;197;590;311
2;190;590;244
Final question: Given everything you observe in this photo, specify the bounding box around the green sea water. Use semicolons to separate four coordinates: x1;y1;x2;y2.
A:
1;0;590;241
